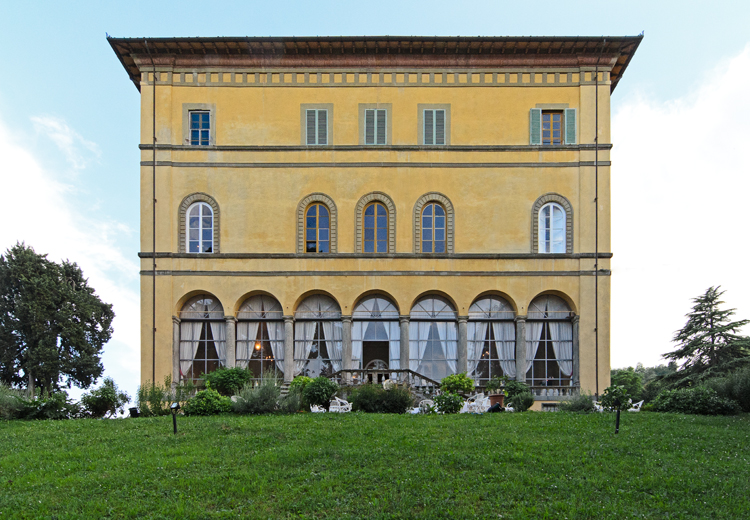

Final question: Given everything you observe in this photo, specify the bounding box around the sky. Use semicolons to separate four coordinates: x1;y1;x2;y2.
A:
1;0;749;401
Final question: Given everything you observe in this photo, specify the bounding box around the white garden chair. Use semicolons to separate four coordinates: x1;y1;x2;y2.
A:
593;402;604;412
628;400;644;412
310;404;326;413
329;397;352;413
460;393;484;413
418;399;435;414
468;396;491;414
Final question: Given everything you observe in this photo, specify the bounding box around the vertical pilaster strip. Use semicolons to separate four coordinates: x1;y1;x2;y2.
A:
283;316;294;382
224;316;236;368
457;316;468;374
172;316;181;385
399;316;410;381
342;316;353;373
572;315;580;390
515;315;527;382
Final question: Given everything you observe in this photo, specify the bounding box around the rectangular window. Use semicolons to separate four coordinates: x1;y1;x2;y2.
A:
423;109;445;145
542;111;563;145
364;109;387;145
306;109;328;145
189;111;210;146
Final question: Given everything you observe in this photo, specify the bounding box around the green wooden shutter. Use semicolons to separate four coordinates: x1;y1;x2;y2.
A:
424;109;434;145
306;110;316;145
365;109;375;144
376;109;387;144
318;110;327;145
565;108;577;145
529;108;542;145
435;109;445;145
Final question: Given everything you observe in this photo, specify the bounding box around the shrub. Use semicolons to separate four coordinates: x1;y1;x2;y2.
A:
350;384;413;414
440;373;474;395
435;392;463;414
232;378;280;415
508;392;534;412
610;367;644;401
705;367;750;412
601;385;632;412
641;378;666;404
485;375;511;394
137;376;195;417
81;378;130;418
558;392;595;413
651;386;741;416
204;367;252;396
19;392;82;420
302;377;339;411
0;384;24;420
504;380;531;399
278;392;301;414
182;383;232;416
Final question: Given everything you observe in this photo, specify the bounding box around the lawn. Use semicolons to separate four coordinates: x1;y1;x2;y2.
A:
1;412;748;519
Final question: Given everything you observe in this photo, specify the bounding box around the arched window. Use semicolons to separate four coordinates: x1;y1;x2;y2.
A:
352;296;400;373
363;202;388;253
468;296;516;385
409;296;457;381
421;203;446;253
179;295;225;384
187;202;214;253
294;295;342;378
305;203;330;253
526;295;573;394
538;202;566;253
237;295;284;380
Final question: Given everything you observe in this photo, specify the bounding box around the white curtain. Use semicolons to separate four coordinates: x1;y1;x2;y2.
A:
409;322;430;371
467;321;488;380
322;321;343;372
493;321;517;378
267;321;285;373
352;321;363;368
389;322;400;369
549;321;573;376
294;322;317;375
444;322;458;374
526;321;544;374
235;321;259;369
210;321;227;366
179;322;203;379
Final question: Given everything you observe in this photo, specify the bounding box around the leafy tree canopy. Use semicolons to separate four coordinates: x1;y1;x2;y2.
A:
663;286;750;387
0;243;114;395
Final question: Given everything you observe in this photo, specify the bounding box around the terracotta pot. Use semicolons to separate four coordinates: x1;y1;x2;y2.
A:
488;394;505;407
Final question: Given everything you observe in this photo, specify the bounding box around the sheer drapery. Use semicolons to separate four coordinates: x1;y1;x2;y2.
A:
526;322;544;373
322;321;343;371
210;321;227;366
294;322;317;375
493;321;517;378
467;321;488;379
179;322;203;379
267;321;285;373
352;321;363;368
548;321;573;376
235;321;260;369
389;322;400;369
409;322;432;371
444;322;458;374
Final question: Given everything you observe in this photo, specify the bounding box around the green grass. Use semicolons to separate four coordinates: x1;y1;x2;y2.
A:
1;412;749;519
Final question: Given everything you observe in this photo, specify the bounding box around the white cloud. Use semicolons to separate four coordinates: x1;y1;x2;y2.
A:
0;114;140;401
31;115;101;171
611;43;750;369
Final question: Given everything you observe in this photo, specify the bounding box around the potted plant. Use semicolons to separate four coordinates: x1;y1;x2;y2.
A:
485;375;510;407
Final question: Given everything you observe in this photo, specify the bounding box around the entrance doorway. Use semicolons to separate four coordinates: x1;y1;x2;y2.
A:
363;341;389;383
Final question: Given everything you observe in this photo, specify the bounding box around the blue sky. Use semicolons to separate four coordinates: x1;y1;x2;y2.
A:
2;0;749;400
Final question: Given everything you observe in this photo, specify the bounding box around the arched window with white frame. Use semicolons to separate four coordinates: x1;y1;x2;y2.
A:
409;296;458;382
352;295;400;373
538;202;566;253
179;295;226;384
467;296;516;385
294;295;343;378
526;295;574;395
187;202;214;253
236;295;285;380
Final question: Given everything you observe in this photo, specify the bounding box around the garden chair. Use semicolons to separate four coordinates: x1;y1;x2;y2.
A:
628;400;644;412
329;397;352;413
468;396;491;414
418;399;435;414
460;393;484;413
593;402;604;412
310;404;326;413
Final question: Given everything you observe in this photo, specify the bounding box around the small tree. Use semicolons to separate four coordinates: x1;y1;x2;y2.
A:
81;377;130;418
664;287;750;387
610;367;643;401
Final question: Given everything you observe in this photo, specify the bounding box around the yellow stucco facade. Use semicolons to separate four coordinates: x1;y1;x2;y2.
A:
111;36;640;408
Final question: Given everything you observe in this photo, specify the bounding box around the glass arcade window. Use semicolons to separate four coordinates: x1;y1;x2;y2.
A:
305;203;330;253
294;295;342;378
467;296;516;385
526;295;573;391
409;296;457;382
236;295;284;380
187;202;213;253
539;202;566;253
179;296;225;384
421;203;446;253
189;110;210;146
364;202;388;253
352;296;400;371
